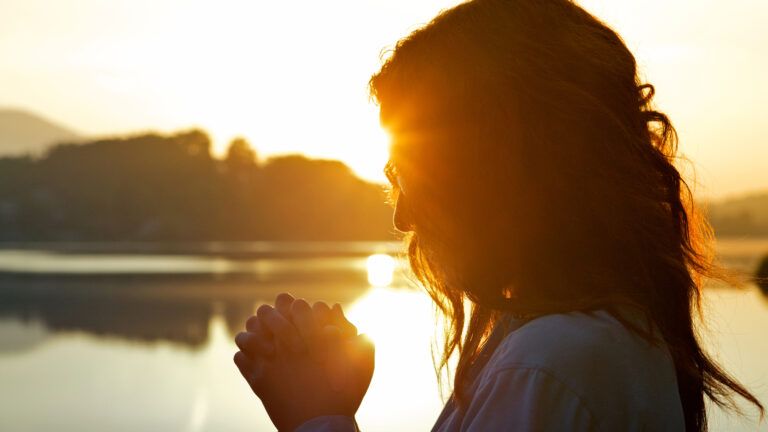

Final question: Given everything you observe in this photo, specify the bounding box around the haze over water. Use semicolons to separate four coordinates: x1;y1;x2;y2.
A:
0;240;766;431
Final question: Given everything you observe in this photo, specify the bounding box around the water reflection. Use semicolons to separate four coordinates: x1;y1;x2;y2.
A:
0;241;766;432
0;319;49;353
0;248;407;352
0;291;212;347
366;254;397;287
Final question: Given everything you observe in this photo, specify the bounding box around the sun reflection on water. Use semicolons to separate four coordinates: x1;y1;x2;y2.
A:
346;257;447;430
366;254;397;287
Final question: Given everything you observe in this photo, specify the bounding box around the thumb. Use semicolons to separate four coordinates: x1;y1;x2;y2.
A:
328;334;375;395
348;334;375;391
330;303;358;338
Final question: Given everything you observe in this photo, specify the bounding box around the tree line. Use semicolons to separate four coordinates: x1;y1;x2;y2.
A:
0;130;395;242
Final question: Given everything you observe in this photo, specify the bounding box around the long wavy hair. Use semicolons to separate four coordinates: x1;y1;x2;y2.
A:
369;0;763;430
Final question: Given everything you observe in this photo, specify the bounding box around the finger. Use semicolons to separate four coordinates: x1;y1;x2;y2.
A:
275;292;295;318
322;325;345;391
245;314;270;337
233;351;263;395
312;301;332;328
244;316;276;353
331;303;358;338
291;299;321;361
235;331;275;358
257;304;304;353
245;315;260;332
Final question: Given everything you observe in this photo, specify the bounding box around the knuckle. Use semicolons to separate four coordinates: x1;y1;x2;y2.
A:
235;332;255;352
312;301;331;312
291;298;311;312
256;304;274;317
245;315;260;331
233;350;249;368
276;292;295;303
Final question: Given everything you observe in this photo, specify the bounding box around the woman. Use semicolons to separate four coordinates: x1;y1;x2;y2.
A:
233;0;764;430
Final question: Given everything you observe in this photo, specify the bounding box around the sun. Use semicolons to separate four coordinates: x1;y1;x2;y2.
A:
343;123;391;183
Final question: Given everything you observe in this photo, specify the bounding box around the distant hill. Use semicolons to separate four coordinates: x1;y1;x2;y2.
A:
0;108;81;156
707;192;768;237
0;129;394;242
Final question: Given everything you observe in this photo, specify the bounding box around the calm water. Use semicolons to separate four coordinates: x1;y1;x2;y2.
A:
0;240;766;431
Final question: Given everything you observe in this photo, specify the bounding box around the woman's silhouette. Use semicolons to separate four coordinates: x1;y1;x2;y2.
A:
234;0;764;430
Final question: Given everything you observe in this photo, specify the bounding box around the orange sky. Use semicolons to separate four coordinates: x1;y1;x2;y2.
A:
0;0;766;198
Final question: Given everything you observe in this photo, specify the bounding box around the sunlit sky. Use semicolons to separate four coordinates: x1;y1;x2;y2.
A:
1;0;766;198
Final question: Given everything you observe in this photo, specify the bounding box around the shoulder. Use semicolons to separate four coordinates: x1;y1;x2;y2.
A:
473;309;684;430
486;309;665;378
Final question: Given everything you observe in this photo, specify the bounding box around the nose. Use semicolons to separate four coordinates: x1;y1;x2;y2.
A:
393;194;414;233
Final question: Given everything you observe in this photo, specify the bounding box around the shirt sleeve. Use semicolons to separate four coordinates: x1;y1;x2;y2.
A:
294;415;358;432
459;367;598;431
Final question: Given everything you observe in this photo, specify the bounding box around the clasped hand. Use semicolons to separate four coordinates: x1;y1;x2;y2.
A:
233;293;374;431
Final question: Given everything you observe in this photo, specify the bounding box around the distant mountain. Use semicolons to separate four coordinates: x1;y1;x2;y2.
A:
707;192;768;237
0;108;81;156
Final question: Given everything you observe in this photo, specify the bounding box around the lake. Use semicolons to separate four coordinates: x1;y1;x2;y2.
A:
0;240;766;431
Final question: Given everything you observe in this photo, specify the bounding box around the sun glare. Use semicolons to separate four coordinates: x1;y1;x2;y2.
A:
346;287;444;428
366;254;397;287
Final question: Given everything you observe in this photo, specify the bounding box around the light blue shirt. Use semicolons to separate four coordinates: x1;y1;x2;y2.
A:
297;309;685;431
